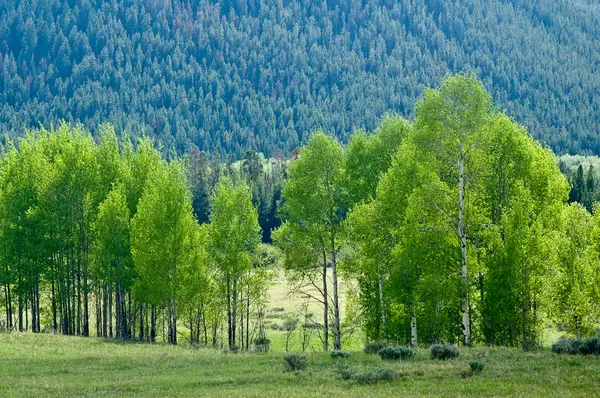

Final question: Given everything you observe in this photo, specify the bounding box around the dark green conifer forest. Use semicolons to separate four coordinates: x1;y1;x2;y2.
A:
1;0;600;156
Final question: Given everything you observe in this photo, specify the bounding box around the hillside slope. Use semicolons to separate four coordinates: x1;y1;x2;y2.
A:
1;0;599;156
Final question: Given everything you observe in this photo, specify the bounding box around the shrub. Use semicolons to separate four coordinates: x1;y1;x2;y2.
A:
338;366;398;384
551;336;600;355
254;337;271;352
364;341;388;354
469;360;485;374
283;354;307;371
331;350;352;359
255;337;271;345
272;307;285;312
378;346;416;360
340;368;355;380
431;343;459;360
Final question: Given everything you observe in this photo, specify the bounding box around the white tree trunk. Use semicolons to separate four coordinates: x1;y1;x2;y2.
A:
410;303;417;347
377;265;387;342
322;249;329;351
458;148;471;347
332;243;341;351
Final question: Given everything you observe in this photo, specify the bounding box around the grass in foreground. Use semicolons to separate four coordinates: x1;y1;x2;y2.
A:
1;333;599;397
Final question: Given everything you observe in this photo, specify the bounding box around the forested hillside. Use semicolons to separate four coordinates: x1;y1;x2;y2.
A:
1;0;600;156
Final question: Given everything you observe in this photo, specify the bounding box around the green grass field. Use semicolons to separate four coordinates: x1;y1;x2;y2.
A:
1;333;599;397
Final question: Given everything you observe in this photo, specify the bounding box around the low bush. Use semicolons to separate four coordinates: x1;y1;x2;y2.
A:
254;337;271;352
338;366;398;384
551;336;600;355
364;341;388;354
431;343;459;360
378;346;416;360
330;350;352;359
283;354;307;371
469;360;485;374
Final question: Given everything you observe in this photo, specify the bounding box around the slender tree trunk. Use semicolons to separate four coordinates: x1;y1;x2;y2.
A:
127;293;132;339
331;234;341;351
95;286;102;337
226;271;232;349
51;262;57;332
246;286;250;351
18;286;24;332
410;302;418;347
212;318;218;348
167;299;172;344
102;285;108;337
239;291;244;350
36;276;41;332
231;276;238;349
83;271;89;337
30;280;36;333
24;294;28;332
322;248;329;351
82;214;89;337
77;258;81;336
377;264;387;342
458;149;471;347
5;283;12;330
139;304;144;341
151;305;156;343
202;306;208;346
172;298;177;345
108;283;113;338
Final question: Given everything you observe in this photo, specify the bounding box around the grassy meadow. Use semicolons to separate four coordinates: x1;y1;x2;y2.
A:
1;333;599;397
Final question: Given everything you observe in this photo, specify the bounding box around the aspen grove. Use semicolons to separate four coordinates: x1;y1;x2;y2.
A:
1;75;599;349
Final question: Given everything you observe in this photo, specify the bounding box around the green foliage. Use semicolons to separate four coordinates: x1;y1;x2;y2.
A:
283;354;307;372
364;342;389;354
339;366;399;384
377;346;416;360
330;350;352;359
431;344;460;360
276;131;347;350
1;1;599;156
469;361;485;374
551;337;600;355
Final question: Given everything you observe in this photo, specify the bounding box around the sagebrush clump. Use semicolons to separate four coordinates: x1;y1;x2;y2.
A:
377;346;416;360
469;360;485;373
431;343;459;360
551;337;600;355
283;354;307;371
364;342;388;354
339;366;398;384
330;350;352;359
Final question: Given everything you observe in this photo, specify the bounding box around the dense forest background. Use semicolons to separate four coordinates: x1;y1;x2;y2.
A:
1;0;600;157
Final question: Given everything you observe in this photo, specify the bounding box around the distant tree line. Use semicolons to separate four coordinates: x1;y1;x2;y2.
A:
1;0;600;157
1;74;599;350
